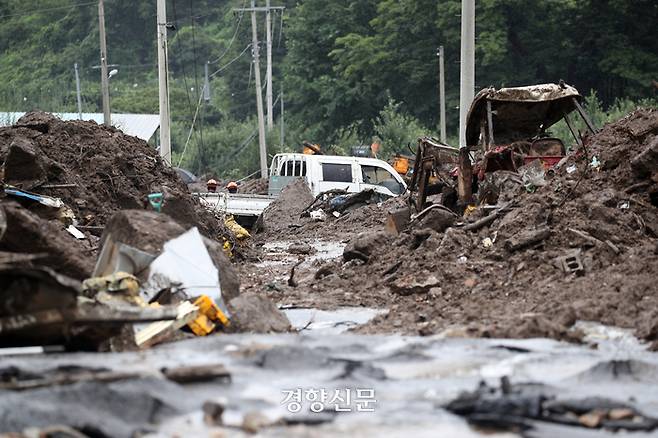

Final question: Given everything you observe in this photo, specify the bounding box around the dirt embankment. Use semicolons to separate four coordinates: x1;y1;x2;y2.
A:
0;111;232;278
254;108;658;346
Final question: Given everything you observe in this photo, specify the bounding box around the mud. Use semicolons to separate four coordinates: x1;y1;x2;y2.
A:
0;111;222;236
0;112;238;278
245;108;658;346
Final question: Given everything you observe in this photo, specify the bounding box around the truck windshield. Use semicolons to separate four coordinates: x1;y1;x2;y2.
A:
361;165;403;195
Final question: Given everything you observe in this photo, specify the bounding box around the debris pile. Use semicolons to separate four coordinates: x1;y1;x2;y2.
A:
286;108;658;345
0;113;289;351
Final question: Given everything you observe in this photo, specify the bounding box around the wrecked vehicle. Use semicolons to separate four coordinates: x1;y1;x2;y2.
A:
196;153;407;220
461;82;596;201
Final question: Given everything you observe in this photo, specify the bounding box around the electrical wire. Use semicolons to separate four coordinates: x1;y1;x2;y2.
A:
190;0;205;173
0;1;97;19
171;0;197;126
209;0;247;65
209;43;252;78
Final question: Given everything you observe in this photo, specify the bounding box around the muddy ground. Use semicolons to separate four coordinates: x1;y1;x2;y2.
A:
0;111;234;279
241;108;658;348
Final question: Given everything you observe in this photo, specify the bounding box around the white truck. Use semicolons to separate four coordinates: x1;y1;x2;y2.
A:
195;153;407;218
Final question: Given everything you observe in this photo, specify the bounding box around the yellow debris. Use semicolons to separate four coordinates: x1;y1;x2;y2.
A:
187;295;230;336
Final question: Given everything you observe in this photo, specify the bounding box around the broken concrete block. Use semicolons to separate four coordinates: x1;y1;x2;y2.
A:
343;231;388;262
228;293;291;333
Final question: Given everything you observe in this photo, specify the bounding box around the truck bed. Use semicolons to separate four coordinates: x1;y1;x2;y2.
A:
194;193;276;217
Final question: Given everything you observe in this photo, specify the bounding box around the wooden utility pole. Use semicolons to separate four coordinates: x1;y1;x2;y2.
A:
457;0;475;204
250;0;268;178
265;0;274;129
157;0;172;165
74;63;83;120
98;0;110;125
280;85;284;147
459;0;474;149
437;45;446;143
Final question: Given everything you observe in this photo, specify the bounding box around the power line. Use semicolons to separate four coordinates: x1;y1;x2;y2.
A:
190;0;205;174
0;1;98;19
209;0;247;65
209;43;252;78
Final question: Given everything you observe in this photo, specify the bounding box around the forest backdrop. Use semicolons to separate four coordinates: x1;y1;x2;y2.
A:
1;0;657;178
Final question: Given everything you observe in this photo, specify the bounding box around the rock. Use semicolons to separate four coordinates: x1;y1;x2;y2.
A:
3;137;47;189
242;411;271;433
343;231;388;262
389;272;441;295
418;208;456;233
101;210;240;301
631;137;658;178
608;408;635;421
578;410;606;428
288;242;313;255
203;400;226;426
0;202;94;280
504;227;551;252
228;293;291;333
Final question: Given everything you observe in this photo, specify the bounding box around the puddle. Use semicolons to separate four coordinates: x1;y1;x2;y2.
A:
257;240;346;267
283;307;387;334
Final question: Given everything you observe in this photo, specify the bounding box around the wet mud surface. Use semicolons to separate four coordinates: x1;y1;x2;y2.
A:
2;327;658;437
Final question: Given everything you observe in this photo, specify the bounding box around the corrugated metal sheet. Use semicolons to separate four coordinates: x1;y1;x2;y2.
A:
0;112;160;141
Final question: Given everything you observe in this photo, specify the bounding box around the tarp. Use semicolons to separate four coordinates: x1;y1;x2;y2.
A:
466;83;582;146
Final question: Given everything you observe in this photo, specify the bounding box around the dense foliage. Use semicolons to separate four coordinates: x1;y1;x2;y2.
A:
0;0;656;177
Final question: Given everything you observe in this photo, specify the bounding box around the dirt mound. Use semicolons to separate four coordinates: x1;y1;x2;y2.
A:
239;178;269;195
255;182;407;242
255;178;314;237
0;111;235;277
0;111;213;232
290;108;658;345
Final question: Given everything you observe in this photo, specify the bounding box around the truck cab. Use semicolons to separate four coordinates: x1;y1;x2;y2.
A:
268;153;407;198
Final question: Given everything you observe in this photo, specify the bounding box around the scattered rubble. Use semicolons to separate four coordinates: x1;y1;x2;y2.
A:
248;108;658;345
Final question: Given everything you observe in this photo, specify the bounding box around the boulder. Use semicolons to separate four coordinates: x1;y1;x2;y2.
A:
343;231;389;262
228;293;291;333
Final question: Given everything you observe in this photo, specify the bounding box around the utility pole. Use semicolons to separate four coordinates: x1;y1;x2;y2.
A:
457;0;475;204
265;0;274;129
437;46;446;143
459;0;474;149
98;0;110;125
250;0;268;178
280;85;284;147
74;63;83;120
157;0;172;165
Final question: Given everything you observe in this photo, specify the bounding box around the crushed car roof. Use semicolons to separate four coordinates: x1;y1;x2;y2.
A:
466;83;583;146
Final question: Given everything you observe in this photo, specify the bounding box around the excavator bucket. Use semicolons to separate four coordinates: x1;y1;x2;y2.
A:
385;207;411;235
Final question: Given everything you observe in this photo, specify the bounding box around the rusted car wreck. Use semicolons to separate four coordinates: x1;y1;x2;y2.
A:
460;82;597;202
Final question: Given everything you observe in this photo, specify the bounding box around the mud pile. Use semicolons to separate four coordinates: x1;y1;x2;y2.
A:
255;178;314;238
239;177;269;195
254;179;406;242
0;111;233;278
0;112;217;233
301;108;658;345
